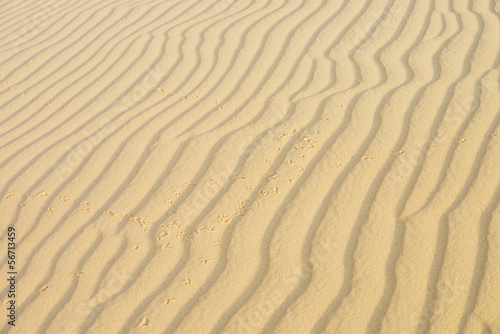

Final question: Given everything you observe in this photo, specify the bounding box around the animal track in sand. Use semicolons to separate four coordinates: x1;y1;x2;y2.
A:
138;318;149;327
5;193;22;198
38;285;49;293
70;272;84;278
28;191;49;197
264;172;278;181
196;226;216;233
177;231;193;242
162;298;176;304
301;136;317;144
128;217;150;231
6;191;50;199
218;214;230;223
160;220;182;228
258;190;268;197
275;133;288;143
156;232;169;240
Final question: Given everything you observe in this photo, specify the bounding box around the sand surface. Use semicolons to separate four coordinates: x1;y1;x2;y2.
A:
0;0;499;333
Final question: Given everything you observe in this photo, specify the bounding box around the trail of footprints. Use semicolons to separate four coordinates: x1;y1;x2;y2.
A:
4;127;493;323
2;168;293;250
3;122;422;248
3;124;484;241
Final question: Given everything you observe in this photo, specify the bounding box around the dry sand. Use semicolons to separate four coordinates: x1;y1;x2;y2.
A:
0;0;499;333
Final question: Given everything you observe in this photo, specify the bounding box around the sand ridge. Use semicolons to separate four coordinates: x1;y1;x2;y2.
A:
0;0;499;333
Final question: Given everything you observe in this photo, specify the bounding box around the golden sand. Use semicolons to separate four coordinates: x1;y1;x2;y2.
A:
0;0;499;333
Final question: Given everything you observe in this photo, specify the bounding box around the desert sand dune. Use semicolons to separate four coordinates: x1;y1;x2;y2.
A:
0;0;499;333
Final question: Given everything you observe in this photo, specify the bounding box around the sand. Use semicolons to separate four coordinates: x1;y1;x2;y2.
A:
0;0;499;333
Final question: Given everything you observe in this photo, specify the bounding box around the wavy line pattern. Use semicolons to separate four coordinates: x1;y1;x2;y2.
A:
0;0;499;333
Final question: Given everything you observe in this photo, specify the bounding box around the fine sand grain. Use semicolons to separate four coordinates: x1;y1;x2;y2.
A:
0;0;499;333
